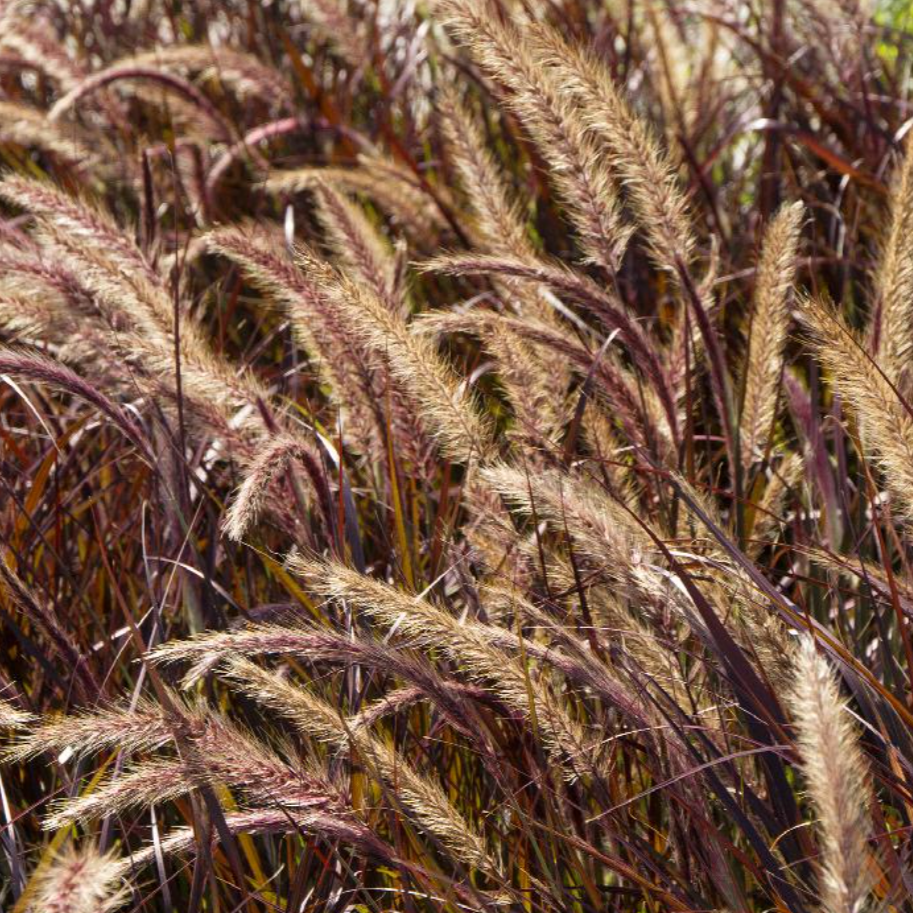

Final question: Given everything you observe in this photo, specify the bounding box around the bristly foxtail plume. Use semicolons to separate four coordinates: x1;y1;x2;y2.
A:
5;690;192;763
509;12;738;459
266;157;449;240
223;434;324;542
417;308;568;450
434;84;580;406
120;45;292;107
800;293;913;524
204;226;382;449
435;84;577;340
43;708;344;832
790;637;872;913
148;620;483;737
872;136;913;389
522;20;695;276
0;177;275;446
419;253;680;444
295;249;495;463
475;315;566;450
206;227;437;473
479;462;663;604
741;202;804;466
309;179;403;316
436;84;535;261
219;656;499;875
0;697;33;729
0;102;92;167
29;842;128;913
286;553;626;774
0;176;158;289
437;0;632;273
0;13;86;91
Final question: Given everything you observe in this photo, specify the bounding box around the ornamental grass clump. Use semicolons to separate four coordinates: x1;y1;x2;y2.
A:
0;2;912;911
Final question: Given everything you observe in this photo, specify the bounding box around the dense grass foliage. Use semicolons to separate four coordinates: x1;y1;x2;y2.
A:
3;1;913;911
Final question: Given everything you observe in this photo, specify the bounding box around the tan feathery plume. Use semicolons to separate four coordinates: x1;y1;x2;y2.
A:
747;453;803;559
420;307;675;460
287;555;630;767
0;102;92;166
149;622;336;687
49;759;196;828
310;180;403;315
741;202;804;465
349;686;440;731
581;403;638;502
44;711;338;830
150;621;481;738
873;136;913;387
43;760;191;831
204;226;378;423
585;586;688;709
223;434;324;542
460;470;534;581
0;697;33;729
478;316;566;448
206;228;435;470
204;227;397;465
0;300;104;377
6;694;188;762
118;805;392;874
0;233;263;453
418;308;566;448
221;657;497;874
266;158;449;239
29;843;127;913
346;154;458;230
420;253;680;442
0;14;86;90
437;85;534;260
790;637;872;913
122;45;291;106
0;179;273;440
37;226;176;347
0;242;111;331
438;0;631;271
479;462;664;602
0;291;75;344
800;294;913;523
288;555;535;710
435;82;576;388
522;20;694;275
0;177;158;289
295;250;494;462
